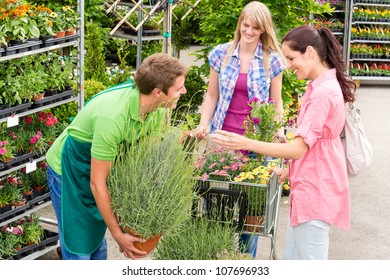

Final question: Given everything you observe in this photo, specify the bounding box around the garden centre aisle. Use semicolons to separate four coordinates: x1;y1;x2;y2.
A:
37;47;390;260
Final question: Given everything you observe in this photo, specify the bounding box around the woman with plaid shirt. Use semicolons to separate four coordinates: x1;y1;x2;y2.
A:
194;1;285;258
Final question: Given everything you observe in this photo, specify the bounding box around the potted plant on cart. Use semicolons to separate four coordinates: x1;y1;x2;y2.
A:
29;162;48;197
232;163;275;233
108;124;196;257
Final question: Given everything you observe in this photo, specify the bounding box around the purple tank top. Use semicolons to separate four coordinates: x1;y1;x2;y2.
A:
221;73;250;135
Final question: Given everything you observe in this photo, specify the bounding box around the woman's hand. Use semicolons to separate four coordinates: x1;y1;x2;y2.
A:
212;130;249;150
191;124;209;139
114;231;148;260
272;166;289;184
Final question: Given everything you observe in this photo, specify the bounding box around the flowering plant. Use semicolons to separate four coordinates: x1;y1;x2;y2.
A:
195;148;250;181
29;162;48;188
49;10;67;33
1;3;40;42
29;5;56;36
62;5;78;31
0;140;14;162
244;98;283;144
28;130;48;156
234;162;274;185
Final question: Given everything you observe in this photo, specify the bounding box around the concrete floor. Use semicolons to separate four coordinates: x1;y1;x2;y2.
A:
36;47;390;260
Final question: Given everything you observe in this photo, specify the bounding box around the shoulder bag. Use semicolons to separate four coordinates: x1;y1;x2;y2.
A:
340;102;373;177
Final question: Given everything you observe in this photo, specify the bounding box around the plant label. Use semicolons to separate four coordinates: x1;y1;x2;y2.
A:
26;160;37;173
7;114;19;127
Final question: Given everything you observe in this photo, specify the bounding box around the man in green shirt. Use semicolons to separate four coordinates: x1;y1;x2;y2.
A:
46;53;188;260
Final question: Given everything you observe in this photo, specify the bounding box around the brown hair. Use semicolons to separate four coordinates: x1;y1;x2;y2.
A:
134;53;188;95
282;25;355;103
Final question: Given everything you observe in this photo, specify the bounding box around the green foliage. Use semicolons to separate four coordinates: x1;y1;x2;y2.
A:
244;185;266;216
108;125;196;239
152;218;238;260
20;214;45;245
52;79;107;123
29;0;111;26
171;5;201;58
281;69;308;125
173;65;206;120
84;22;111;85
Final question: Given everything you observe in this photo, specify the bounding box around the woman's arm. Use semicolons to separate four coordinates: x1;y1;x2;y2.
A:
193;67;219;138
213;130;308;160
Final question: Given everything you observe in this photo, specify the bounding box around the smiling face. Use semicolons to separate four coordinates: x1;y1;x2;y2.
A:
240;17;263;46
158;75;187;109
282;43;312;80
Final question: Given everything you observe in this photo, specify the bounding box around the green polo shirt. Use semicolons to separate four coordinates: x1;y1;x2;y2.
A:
46;82;166;175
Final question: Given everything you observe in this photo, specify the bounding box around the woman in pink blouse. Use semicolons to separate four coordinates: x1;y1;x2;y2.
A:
212;25;356;260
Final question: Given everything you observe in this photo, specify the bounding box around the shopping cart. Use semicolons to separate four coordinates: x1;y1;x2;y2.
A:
193;171;283;259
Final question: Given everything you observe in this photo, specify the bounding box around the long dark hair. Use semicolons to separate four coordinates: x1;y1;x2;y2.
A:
282;25;355;103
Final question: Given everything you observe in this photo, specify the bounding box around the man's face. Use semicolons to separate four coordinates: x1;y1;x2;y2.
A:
159;75;187;109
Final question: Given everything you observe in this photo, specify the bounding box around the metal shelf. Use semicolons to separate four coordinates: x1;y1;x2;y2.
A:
0;41;78;62
0;155;46;177
111;29;163;41
22;243;59;260
352;76;390;80
354;3;390;7
350;58;390;62
0;96;77;124
352;21;390;25
0;198;51;227
352;39;390;44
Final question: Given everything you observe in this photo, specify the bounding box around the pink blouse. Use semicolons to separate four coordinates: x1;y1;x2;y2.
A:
289;69;350;230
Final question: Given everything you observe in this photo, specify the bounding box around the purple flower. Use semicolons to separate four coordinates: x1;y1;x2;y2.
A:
252;117;260;124
248;97;259;104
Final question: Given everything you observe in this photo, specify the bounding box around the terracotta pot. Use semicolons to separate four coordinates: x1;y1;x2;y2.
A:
11;198;27;208
124;228;162;258
65;28;76;36
32;92;45;101
244;215;264;233
55;31;66;38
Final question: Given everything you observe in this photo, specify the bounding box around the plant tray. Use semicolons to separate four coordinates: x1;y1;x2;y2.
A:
1;152;35;170
0;47;4;57
0;162;4;170
0;203;29;223
31;89;75;108
37;229;59;250
13;243;39;260
41;33;79;47
3;40;42;56
0;102;32;119
28;192;51;208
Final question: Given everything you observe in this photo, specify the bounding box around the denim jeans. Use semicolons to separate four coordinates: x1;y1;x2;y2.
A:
46;165;108;260
239;233;259;259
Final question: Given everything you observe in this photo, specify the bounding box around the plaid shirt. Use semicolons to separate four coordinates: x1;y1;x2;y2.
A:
208;41;285;131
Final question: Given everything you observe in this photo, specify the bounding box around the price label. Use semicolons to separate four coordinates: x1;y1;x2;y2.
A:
7;114;19;128
26;160;37;174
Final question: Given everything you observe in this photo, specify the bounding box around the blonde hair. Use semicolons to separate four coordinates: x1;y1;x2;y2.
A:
223;1;284;77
